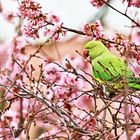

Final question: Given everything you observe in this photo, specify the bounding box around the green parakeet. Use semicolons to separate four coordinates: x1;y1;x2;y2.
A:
84;40;140;96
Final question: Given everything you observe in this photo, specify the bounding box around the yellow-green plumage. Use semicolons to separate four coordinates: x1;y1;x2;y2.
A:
84;40;140;92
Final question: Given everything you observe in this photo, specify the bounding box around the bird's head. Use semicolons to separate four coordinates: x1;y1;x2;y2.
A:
83;40;108;59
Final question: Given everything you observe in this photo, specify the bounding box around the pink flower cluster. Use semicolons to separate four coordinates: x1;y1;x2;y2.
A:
44;57;88;100
90;0;108;8
122;0;140;7
18;0;66;39
130;61;140;77
0;37;46;139
131;128;140;140
0;37;30;92
118;95;140;139
82;20;104;39
0;1;16;23
18;0;42;19
0;45;10;68
90;0;140;8
44;23;67;40
0;97;44;139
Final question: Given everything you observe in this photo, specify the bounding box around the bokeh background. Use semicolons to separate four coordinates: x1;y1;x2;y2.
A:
0;0;136;42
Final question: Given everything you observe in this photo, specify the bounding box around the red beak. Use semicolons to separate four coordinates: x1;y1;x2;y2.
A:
83;49;89;58
83;49;91;63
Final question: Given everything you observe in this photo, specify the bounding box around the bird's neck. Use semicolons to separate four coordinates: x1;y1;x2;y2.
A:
90;51;110;59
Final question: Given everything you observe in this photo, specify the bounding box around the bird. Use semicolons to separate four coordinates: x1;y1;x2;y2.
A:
84;40;140;97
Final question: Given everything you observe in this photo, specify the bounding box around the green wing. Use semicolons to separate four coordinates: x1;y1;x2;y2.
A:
91;52;132;83
127;77;140;89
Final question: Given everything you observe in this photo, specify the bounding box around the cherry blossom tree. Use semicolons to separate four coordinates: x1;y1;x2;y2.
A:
0;0;140;140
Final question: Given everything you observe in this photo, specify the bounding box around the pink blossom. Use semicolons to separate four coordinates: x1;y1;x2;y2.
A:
112;33;129;46
6;36;27;70
130;0;140;7
104;132;115;140
18;0;62;39
0;109;19;129
120;96;140;128
131;28;140;45
44;58;87;100
44;23;67;40
0;97;43;139
0;45;10;68
47;12;60;23
21;22;40;38
0;109;20;139
0;37;30;91
111;33;132;57
122;0;140;7
49;72;85;99
82;20;104;39
18;0;42;19
3;11;15;22
44;62;62;83
76;95;94;111
129;60;140;77
90;0;108;8
131;128;140;140
69;56;89;71
13;36;27;50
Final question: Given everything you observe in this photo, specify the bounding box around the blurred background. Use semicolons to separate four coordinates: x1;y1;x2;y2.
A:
1;0;138;62
0;0;136;42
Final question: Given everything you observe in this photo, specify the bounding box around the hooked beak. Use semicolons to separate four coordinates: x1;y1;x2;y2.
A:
83;49;89;58
83;49;91;62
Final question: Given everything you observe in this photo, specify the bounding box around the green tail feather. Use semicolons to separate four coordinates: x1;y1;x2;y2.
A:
127;77;140;89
